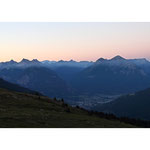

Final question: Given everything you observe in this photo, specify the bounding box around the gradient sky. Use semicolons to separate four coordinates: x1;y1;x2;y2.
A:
0;22;150;62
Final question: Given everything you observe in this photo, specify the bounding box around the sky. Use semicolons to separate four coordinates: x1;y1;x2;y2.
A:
0;22;150;62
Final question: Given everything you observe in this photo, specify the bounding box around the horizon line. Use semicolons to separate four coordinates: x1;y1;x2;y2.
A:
0;55;150;63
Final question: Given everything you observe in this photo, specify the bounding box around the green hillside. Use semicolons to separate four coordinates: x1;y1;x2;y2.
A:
0;88;135;128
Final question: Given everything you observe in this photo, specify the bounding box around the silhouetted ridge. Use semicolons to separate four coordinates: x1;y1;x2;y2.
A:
111;55;126;60
96;58;106;62
9;59;17;64
20;58;30;63
32;59;40;63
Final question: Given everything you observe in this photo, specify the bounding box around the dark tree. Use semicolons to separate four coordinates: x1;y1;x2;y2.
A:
61;98;64;103
65;108;71;113
54;97;57;101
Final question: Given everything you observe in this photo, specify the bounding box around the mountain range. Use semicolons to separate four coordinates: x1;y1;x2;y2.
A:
71;55;150;95
0;58;93;69
0;55;150;101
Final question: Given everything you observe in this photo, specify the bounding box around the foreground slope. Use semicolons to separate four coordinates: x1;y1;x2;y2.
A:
0;88;134;128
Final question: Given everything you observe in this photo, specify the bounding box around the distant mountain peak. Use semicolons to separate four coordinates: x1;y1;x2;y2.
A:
58;60;65;63
20;58;30;63
69;59;76;62
20;59;40;65
6;59;17;64
111;55;126;61
96;58;106;62
10;59;16;63
32;59;40;63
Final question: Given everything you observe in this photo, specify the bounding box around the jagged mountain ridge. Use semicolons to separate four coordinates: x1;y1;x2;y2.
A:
0;58;93;69
1;56;150;97
0;58;94;84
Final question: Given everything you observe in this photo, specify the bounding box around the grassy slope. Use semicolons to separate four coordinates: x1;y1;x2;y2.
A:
0;88;134;128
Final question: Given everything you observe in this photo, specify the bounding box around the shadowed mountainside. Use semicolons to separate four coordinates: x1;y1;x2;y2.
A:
92;88;150;120
0;78;39;95
71;56;150;95
0;67;74;98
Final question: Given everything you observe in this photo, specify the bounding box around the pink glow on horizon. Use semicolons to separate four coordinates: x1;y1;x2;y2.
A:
0;23;150;62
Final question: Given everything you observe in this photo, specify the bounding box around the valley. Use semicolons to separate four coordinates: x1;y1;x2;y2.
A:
65;94;121;110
